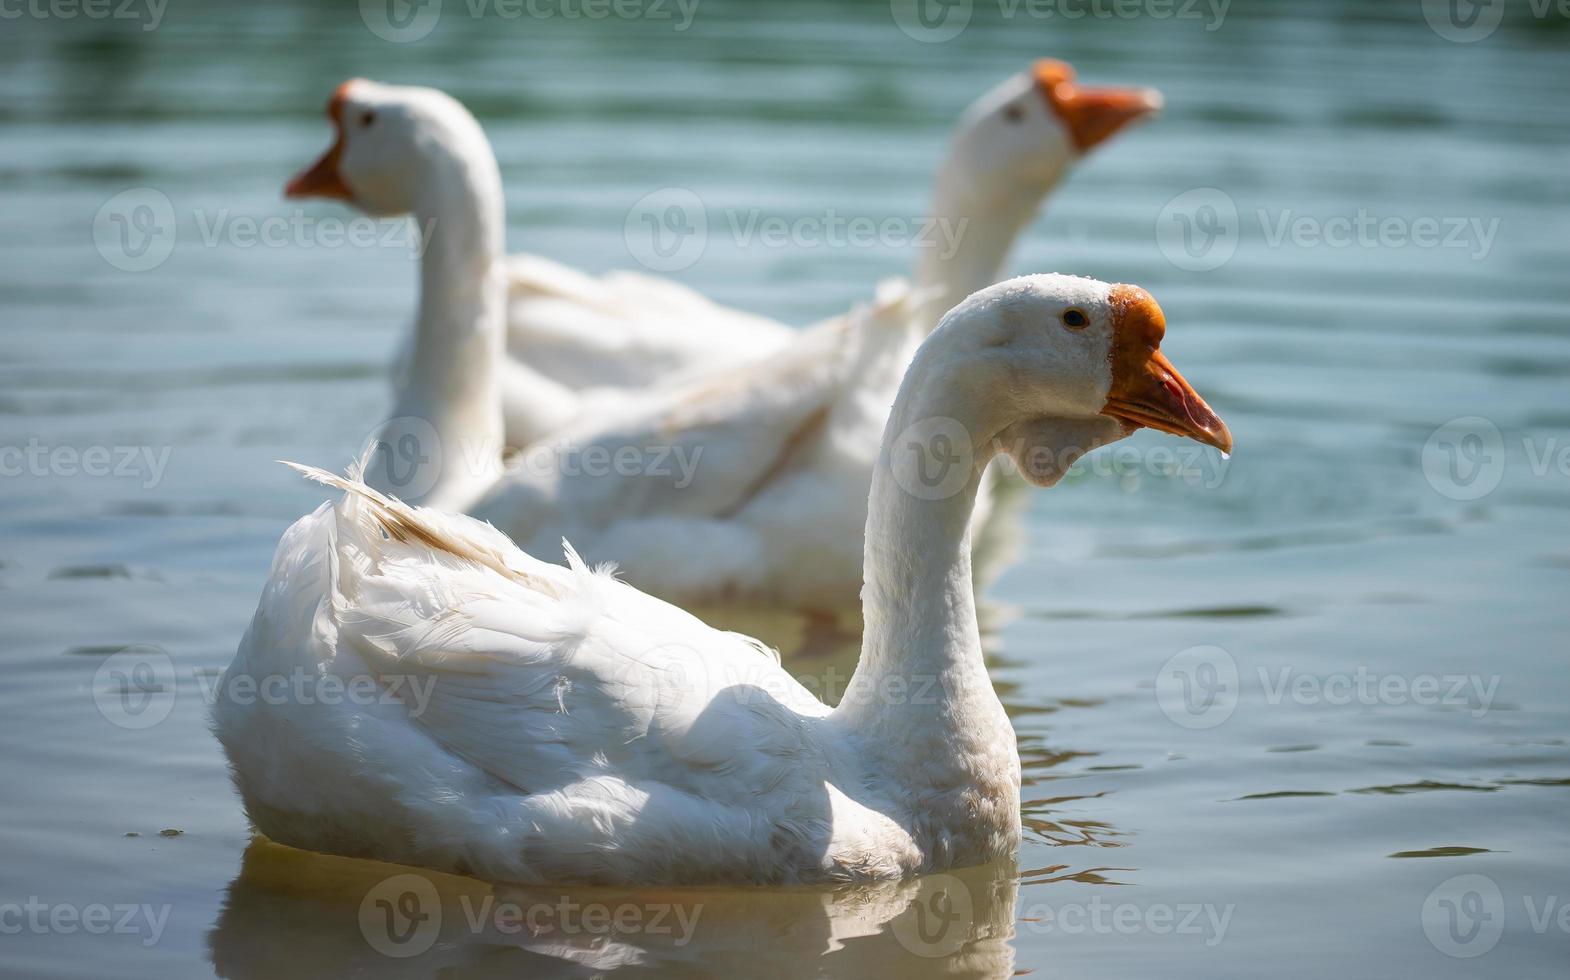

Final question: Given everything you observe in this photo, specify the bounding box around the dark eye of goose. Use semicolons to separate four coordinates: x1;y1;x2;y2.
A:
1003;103;1026;124
360;110;376;127
1062;308;1089;329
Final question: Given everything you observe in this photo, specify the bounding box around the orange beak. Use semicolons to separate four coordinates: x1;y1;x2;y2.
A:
284;81;355;201
1033;59;1163;153
1101;284;1232;454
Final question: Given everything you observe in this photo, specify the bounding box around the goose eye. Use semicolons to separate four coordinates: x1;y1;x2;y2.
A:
1003;103;1026;124
360;110;376;127
1061;308;1089;329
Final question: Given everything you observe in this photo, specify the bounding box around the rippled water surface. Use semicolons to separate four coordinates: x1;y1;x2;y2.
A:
2;1;1569;976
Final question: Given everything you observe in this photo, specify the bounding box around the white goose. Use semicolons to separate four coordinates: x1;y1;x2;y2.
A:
284;62;1160;450
214;274;1231;885
284;81;507;511
498;59;1161;391
448;71;1160;609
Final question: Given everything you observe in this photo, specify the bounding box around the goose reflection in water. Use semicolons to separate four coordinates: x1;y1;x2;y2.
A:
209;840;1020;979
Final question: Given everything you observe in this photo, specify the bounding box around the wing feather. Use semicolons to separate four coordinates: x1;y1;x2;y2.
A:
291;462;825;804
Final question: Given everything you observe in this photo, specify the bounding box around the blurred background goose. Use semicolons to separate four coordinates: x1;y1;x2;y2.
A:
213;274;1231;885
459;66;1162;610
285;80;507;510
501;59;1162;393
285;63;1160;456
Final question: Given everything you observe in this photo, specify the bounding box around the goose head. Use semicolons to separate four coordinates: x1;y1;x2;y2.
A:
285;79;501;222
946;59;1163;195
914;274;1230;488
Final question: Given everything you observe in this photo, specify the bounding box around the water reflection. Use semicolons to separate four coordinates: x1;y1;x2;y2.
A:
210;840;1019;979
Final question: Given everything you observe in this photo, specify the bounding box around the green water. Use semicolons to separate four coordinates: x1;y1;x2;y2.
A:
2;0;1568;976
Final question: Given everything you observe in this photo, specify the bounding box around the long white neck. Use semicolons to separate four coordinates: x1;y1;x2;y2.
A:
375;148;506;510
910;155;1063;329
832;335;1021;867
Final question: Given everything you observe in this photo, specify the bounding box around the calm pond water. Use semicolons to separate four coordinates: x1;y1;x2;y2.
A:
2;0;1569;976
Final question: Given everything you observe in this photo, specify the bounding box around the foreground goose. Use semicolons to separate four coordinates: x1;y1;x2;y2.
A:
284;62;1159;451
215;274;1230;884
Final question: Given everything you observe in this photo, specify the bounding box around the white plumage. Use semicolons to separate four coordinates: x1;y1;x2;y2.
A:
215;274;1232;885
287;63;1161;474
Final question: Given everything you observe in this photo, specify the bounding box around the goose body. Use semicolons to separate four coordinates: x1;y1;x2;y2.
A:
289;67;1162;606
470;280;928;609
503;252;794;390
288;63;1160;454
215;274;1232;884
